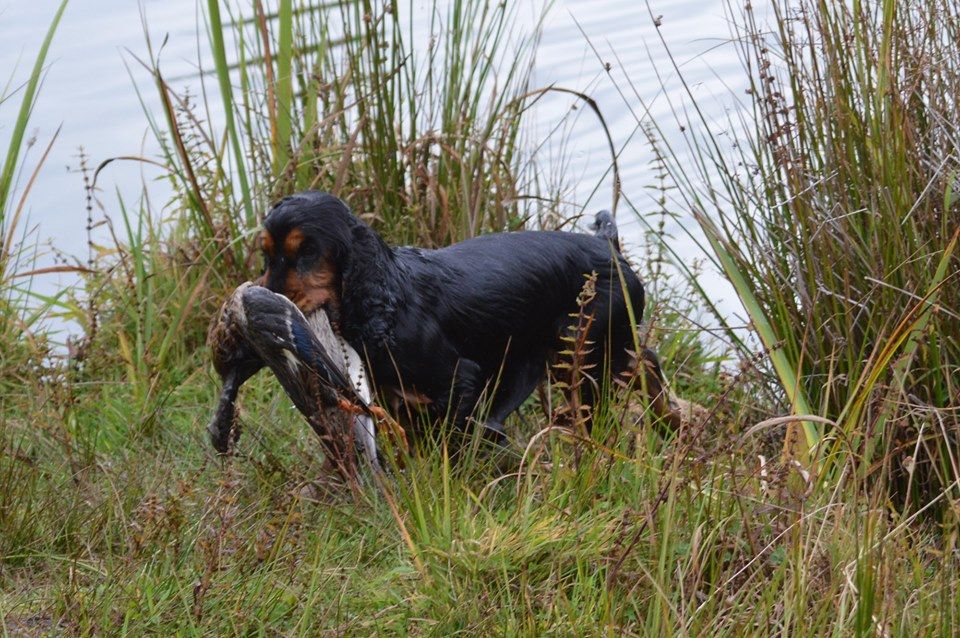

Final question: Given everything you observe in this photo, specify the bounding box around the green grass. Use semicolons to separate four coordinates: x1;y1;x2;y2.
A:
1;346;956;634
1;0;959;635
1;350;955;635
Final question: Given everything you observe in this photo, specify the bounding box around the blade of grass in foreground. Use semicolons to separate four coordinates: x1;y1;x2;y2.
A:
695;211;819;455
206;0;255;225
0;0;69;221
274;0;293;173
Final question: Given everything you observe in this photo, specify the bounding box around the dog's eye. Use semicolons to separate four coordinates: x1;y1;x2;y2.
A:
300;242;319;260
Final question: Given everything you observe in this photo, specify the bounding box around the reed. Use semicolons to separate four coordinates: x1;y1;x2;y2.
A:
152;0;543;265
643;0;959;508
67;1;549;399
0;0;70;394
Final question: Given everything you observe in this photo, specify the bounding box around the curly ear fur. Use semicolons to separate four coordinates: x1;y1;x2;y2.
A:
338;220;401;348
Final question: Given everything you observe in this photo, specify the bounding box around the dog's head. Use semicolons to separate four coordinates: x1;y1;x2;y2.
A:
259;192;357;318
260;191;398;343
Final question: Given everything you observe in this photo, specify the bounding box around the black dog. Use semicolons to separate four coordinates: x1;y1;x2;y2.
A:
259;191;675;440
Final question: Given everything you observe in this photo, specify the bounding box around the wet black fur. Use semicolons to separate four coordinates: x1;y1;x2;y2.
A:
262;191;648;438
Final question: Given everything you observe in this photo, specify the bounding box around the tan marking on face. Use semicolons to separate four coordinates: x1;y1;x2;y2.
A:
283;228;305;259
282;258;341;316
261;230;275;257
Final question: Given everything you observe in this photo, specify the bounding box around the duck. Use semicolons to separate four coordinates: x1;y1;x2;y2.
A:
207;282;381;476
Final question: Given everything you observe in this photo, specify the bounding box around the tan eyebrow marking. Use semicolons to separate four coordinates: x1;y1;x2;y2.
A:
284;228;305;259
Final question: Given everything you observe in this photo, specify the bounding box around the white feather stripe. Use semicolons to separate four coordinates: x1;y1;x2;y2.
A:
337;336;378;469
282;349;300;373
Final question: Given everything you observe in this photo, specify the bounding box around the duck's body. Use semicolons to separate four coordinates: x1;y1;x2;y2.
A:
207;283;379;475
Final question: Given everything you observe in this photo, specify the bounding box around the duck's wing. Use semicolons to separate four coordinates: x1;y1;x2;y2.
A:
239;285;357;401
240;286;378;473
207;284;380;475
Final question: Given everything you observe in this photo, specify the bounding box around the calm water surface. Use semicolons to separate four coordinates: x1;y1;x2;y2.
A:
2;0;750;328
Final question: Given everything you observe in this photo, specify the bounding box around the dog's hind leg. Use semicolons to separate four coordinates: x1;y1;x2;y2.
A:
629;347;681;431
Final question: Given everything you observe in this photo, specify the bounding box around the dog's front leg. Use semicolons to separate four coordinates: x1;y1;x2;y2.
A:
410;340;488;438
390;323;499;444
434;356;483;431
447;359;512;444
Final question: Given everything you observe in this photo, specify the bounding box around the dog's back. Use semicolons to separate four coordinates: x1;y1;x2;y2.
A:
392;230;645;382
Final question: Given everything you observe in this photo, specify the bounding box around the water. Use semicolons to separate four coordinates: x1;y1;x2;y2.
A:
2;0;748;329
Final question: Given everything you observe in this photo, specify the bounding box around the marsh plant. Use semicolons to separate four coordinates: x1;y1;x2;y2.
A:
645;0;960;508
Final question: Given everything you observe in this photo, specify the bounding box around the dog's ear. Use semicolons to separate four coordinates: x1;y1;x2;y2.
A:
340;224;381;293
338;221;399;343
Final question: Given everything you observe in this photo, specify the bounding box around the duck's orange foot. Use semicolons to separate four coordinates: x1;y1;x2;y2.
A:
337;397;364;414
337;398;409;456
383;419;409;454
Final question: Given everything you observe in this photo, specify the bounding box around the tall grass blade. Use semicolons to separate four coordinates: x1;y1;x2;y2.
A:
0;0;69;220
695;211;819;453
206;0;255;225
274;0;293;172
